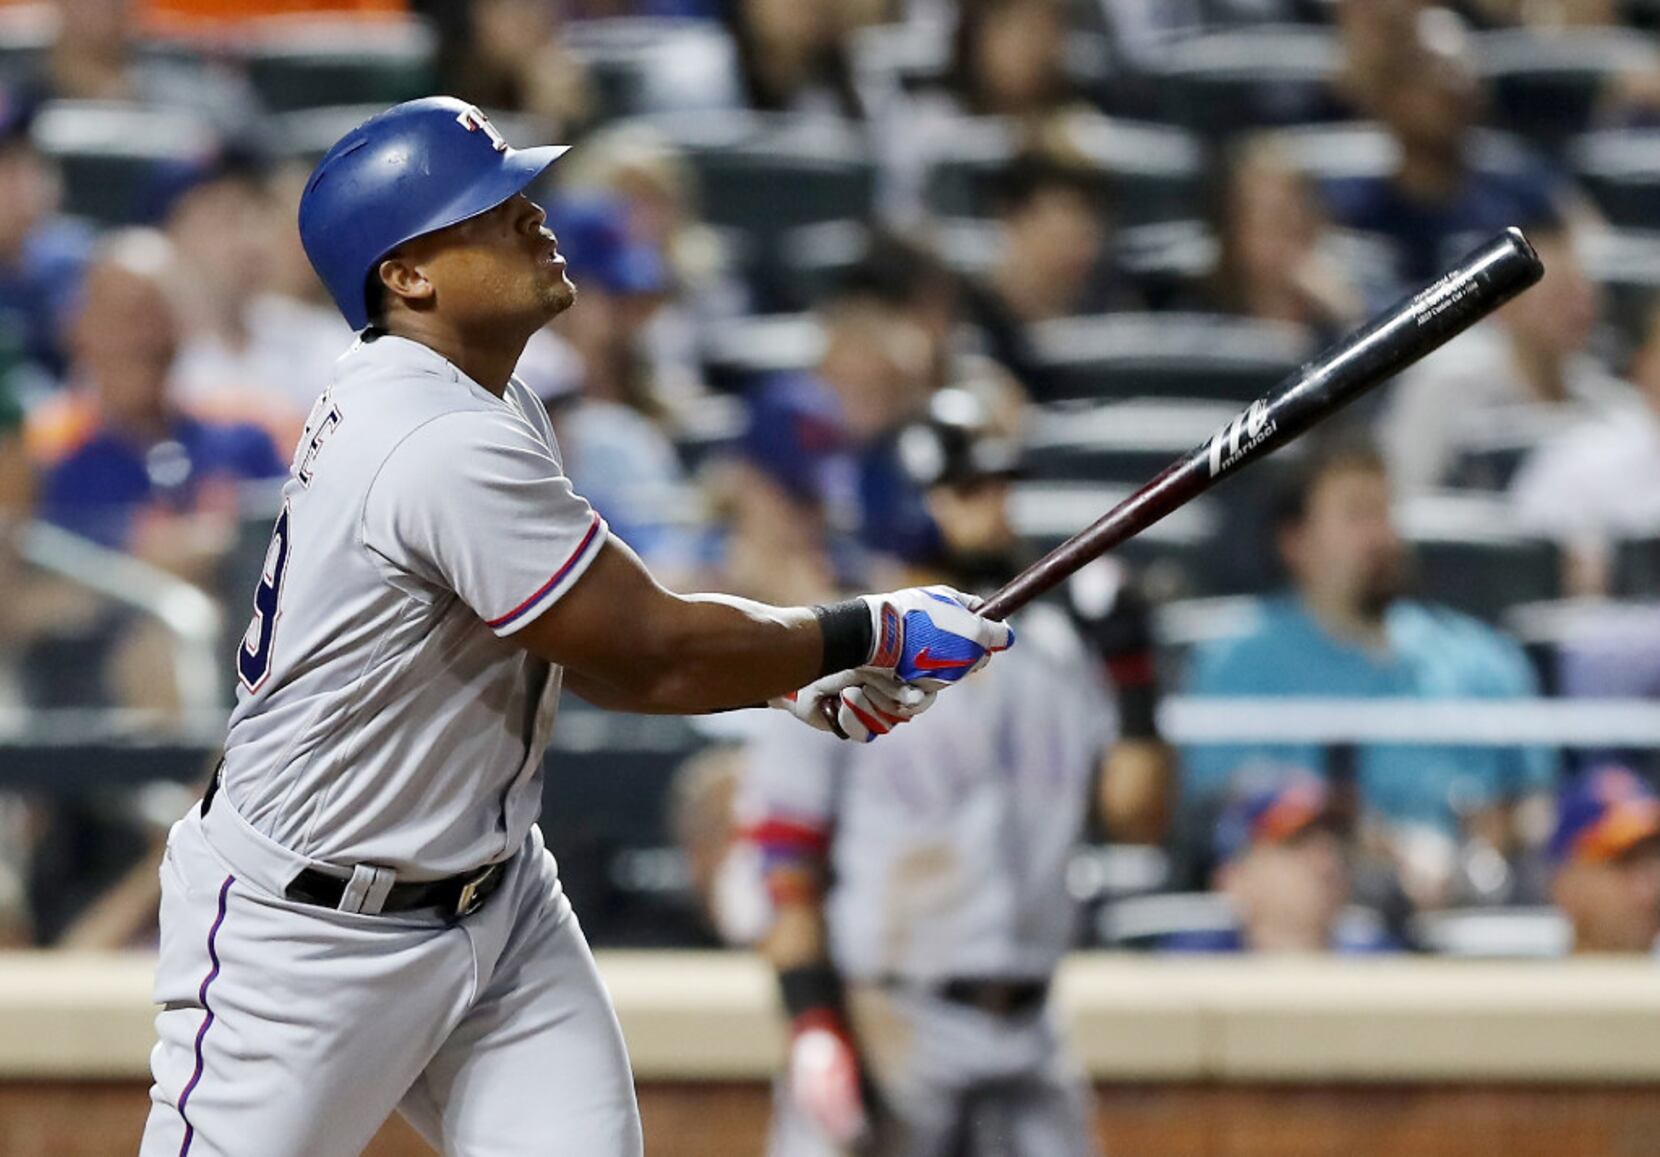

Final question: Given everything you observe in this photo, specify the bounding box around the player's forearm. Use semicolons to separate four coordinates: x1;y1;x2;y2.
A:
566;593;831;714
521;540;870;713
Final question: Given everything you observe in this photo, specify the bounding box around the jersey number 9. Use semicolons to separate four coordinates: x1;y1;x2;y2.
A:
239;505;291;692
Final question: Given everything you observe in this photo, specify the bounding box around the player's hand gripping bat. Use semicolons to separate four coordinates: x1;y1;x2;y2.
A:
820;228;1544;732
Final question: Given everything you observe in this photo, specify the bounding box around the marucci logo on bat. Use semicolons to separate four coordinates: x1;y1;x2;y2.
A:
1205;399;1276;477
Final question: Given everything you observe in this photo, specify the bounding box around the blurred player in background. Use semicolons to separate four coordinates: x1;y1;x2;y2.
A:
739;389;1171;1156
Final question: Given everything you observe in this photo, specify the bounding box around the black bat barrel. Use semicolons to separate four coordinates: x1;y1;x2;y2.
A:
979;228;1545;620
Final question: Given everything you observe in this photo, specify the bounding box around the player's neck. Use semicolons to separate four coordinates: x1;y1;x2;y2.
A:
383;317;526;397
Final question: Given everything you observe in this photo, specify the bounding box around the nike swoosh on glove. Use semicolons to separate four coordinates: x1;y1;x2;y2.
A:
771;671;938;743
859;585;1014;689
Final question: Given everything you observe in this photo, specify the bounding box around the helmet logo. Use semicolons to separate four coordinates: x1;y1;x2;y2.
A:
455;105;508;153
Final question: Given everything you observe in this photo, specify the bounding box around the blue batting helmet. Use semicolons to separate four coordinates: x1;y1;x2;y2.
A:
298;96;569;331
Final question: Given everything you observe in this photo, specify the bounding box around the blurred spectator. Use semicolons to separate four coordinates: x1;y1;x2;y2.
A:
1204;134;1363;345
164;153;350;446
25;229;285;577
1183;438;1553;908
1510;297;1660;592
1549;765;1660;954
1381;219;1633;495
555;124;745;410
543;197;700;585
25;0;262;138
959;151;1132;401
0;93;91;383
1164;774;1395;953
947;0;1078;120
722;0;864;118
1332;0;1427;115
1320;6;1571;294
421;0;593;137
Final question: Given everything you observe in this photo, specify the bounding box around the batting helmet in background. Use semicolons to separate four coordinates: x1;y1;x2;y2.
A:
298;96;570;331
895;387;1023;492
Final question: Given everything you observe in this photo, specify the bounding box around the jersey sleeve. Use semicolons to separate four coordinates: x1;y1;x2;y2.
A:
363;407;608;636
736;712;842;867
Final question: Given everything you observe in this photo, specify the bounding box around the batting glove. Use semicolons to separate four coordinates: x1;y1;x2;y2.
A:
788;1009;870;1146
859;585;1014;690
771;671;938;743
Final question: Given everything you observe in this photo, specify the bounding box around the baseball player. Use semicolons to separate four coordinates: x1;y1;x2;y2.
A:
738;390;1172;1157
138;97;1013;1157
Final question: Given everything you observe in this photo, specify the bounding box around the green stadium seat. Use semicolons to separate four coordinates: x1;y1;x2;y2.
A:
1148;25;1341;136
630;111;877;311
1398;494;1563;622
245;18;436;113
1574;129;1660;231
1029;313;1310;404
31;101;218;225
563;18;742;121
1478;29;1660;154
923;114;1205;227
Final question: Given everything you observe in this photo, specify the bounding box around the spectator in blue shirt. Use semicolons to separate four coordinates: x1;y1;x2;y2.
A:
1318;7;1571;297
25;231;285;581
1163;773;1396;954
1183;438;1553;902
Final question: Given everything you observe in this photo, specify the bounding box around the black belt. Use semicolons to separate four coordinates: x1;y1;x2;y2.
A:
285;860;507;920
936;978;1050;1017
205;760;506;920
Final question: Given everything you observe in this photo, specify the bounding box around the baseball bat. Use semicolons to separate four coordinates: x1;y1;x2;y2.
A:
822;228;1543;732
978;227;1544;620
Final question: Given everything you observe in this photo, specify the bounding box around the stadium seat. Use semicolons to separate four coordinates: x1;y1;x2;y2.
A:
563;19;743;121
1576;226;1660;355
629;111;876;311
1410;906;1570;958
923;114;1205;227
1573;129;1660;231
30;101;219;225
1022;398;1239;484
1147;25;1342;136
699;312;825;394
1477;29;1660;154
1611;534;1660;598
244;18;436;112
1009;479;1225;598
1397;493;1563;622
1028;313;1310;403
778;217;1215;310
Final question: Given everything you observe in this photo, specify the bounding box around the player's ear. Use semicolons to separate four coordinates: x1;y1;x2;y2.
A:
377;255;435;310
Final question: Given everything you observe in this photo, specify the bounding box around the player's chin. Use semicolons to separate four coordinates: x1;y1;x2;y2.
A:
538;268;578;316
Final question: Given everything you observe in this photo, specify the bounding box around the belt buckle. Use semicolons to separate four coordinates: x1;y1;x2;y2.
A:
454;866;493;919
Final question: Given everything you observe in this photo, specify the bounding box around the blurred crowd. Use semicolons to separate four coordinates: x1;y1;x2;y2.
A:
1;0;1659;961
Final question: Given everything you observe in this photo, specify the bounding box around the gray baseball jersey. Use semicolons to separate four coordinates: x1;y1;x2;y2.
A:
741;603;1116;983
220;333;608;878
744;604;1113;1157
141;333;645;1157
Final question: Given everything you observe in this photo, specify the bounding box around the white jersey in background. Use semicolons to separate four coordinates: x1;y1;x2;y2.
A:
221;332;608;878
741;603;1115;982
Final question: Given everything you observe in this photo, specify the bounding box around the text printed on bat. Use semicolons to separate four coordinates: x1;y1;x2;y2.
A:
1206;398;1276;477
1410;270;1476;326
